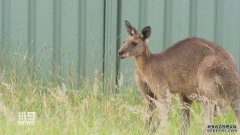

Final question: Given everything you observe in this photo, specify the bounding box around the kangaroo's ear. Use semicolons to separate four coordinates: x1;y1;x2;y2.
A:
141;26;151;40
125;20;137;36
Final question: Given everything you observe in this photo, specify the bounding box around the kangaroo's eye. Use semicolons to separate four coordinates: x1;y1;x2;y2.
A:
132;42;138;46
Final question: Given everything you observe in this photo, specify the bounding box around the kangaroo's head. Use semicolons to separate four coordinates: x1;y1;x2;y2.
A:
118;20;151;59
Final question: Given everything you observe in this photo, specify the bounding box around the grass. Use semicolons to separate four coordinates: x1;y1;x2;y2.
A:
0;70;239;135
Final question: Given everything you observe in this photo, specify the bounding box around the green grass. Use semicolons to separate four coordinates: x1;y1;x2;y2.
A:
0;72;239;135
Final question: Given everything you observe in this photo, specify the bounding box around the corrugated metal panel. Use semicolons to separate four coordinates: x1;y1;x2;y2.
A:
35;0;53;76
84;0;104;81
0;0;3;70
28;0;36;76
61;0;78;86
1;0;11;70
9;0;29;77
221;0;240;69
0;0;2;47
171;0;190;43
0;0;240;91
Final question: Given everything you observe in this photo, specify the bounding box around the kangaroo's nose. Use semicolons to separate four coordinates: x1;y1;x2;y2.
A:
118;50;124;56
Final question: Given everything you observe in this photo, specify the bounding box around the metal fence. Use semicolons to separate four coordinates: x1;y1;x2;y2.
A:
1;0;240;90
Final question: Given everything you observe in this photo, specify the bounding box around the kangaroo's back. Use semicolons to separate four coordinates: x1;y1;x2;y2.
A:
154;37;238;94
160;37;236;69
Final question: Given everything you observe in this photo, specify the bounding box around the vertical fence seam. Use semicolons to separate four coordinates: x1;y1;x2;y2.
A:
28;0;36;75
53;0;62;76
189;0;197;36
78;0;86;85
214;0;223;45
163;0;172;48
103;0;106;91
116;0;122;92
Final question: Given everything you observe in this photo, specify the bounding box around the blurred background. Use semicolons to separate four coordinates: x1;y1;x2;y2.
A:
0;0;240;92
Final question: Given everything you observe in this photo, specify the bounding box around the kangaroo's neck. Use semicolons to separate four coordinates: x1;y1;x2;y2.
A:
134;45;152;72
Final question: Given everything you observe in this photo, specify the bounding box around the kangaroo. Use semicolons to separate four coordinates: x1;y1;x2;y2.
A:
118;20;240;134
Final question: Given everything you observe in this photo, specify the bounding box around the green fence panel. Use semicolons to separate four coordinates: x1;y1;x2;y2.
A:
10;0;28;77
0;0;3;70
222;0;240;69
171;0;190;44
146;0;165;52
60;0;79;86
84;0;104;81
35;0;53;82
0;0;2;47
196;0;215;40
1;0;11;70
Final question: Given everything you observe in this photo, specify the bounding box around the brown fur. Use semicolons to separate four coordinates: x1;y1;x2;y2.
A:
118;20;240;133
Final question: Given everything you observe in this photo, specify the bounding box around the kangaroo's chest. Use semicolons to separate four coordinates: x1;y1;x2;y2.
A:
137;68;196;94
137;69;167;93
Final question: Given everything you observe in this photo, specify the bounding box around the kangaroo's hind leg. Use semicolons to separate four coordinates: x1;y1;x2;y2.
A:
230;91;240;124
216;72;240;124
180;94;193;135
198;74;218;134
